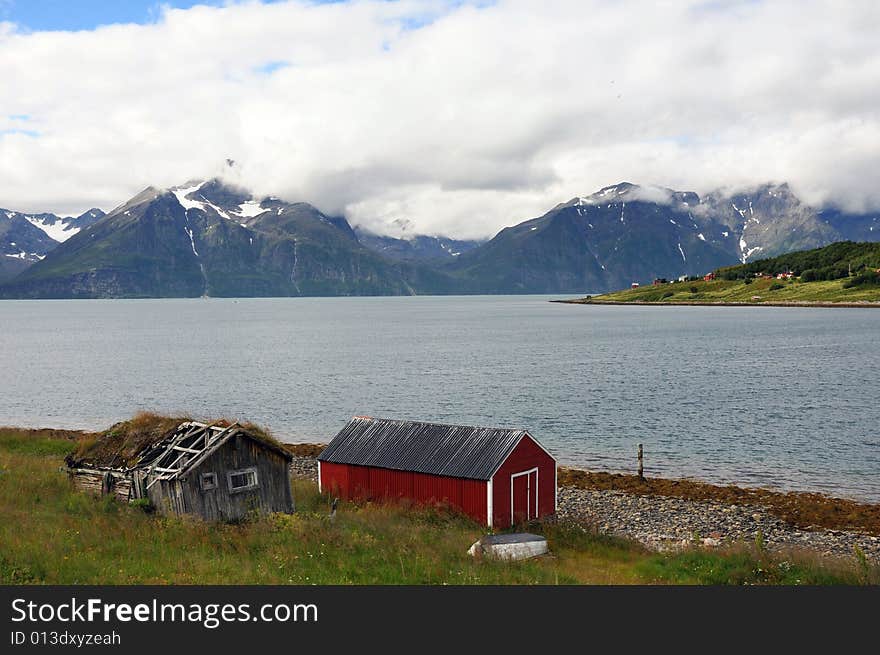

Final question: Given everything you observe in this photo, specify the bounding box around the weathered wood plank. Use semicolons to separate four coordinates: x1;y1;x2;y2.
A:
171;445;203;454
144;422;215;478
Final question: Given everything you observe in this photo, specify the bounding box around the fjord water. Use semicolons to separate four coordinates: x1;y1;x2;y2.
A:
1;296;878;501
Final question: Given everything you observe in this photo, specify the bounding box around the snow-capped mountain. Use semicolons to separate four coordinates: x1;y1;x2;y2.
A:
448;182;737;293
0;179;457;298
448;182;880;293
2;207;105;244
700;183;842;264
0;207;105;282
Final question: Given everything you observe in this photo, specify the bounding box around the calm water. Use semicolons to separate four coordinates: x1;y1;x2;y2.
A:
1;296;878;501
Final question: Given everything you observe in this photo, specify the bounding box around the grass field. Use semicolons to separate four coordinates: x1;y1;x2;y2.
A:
566;276;880;305
1;427;876;585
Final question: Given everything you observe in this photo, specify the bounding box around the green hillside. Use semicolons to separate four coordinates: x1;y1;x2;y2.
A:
716;241;880;281
566;242;880;305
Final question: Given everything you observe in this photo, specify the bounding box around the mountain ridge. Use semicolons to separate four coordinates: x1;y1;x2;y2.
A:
2;178;878;297
0;179;458;298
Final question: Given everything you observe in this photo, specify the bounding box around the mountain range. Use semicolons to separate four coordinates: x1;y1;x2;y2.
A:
1;179;878;297
0;207;105;283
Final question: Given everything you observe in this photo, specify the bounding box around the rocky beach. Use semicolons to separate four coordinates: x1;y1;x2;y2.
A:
556;486;880;562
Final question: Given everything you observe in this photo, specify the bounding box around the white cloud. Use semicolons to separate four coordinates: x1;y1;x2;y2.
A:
0;0;878;238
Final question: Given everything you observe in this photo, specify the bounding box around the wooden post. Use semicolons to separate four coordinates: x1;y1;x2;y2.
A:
637;444;644;480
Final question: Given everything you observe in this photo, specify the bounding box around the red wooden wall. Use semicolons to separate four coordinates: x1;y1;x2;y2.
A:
490;435;556;529
320;461;488;525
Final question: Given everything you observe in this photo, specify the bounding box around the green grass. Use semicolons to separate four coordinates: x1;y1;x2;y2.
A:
0;428;874;585
581;276;880;305
0;428;80;456
637;549;868;585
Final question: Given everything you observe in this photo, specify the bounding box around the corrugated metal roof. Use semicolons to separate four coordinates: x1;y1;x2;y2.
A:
318;417;531;480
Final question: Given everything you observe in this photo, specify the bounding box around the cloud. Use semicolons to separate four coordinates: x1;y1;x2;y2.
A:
623;185;676;206
0;0;878;237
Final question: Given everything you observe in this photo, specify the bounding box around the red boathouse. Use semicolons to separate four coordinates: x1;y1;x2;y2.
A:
317;416;557;528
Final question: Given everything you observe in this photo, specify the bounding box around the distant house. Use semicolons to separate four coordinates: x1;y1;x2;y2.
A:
776;271;794;280
652;278;668;286
66;421;294;521
677;275;688;282
631;282;640;289
318;417;557;528
703;272;716;281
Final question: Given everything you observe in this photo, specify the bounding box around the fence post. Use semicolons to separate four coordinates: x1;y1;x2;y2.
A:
637;444;644;480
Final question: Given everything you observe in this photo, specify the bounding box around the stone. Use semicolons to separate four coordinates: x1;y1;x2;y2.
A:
468;533;549;560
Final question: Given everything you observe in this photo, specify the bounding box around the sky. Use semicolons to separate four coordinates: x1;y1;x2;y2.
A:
0;1;216;32
1;0;878;239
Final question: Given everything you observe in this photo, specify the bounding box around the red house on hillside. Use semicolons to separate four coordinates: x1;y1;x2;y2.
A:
318;417;557;528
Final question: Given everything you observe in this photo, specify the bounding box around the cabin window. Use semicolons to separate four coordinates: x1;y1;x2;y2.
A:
200;472;218;491
227;467;259;493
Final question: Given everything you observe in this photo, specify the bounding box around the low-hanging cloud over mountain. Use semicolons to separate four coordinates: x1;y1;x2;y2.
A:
1;0;878;239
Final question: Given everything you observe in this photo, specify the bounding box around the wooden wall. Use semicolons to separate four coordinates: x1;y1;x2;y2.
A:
68;468;133;504
491;435;556;529
146;435;294;521
320;461;489;525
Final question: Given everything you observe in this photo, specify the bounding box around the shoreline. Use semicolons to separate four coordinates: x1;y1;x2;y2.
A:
553;298;880;308
6;428;877;561
286;445;880;562
285;443;880;519
9;431;878;531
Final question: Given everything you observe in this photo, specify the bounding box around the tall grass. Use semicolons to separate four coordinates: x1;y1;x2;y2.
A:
637;548;875;585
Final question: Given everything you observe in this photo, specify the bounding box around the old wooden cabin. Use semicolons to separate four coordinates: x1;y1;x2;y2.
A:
67;421;294;521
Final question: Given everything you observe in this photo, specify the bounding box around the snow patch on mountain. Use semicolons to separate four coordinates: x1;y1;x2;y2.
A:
24;216;80;242
172;181;236;221
739;237;763;263
172;182;206;211
4;250;44;261
184;227;199;257
235;200;265;218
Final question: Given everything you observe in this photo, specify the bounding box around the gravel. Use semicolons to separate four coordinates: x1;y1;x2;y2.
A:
557;486;880;562
289;456;318;482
